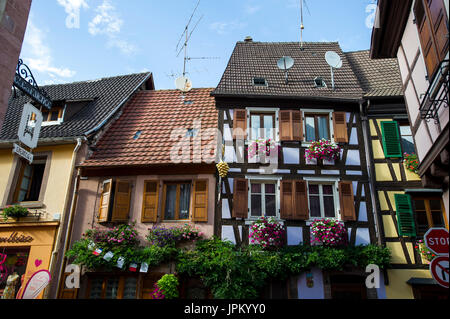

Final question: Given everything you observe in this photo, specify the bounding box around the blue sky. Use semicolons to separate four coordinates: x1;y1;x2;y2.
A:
20;0;377;90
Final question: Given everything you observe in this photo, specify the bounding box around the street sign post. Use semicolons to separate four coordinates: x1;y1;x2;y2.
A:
429;255;449;288
424;228;449;256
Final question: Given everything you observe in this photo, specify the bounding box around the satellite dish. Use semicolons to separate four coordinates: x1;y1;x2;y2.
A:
325;51;342;68
175;76;192;92
277;56;294;70
277;56;295;85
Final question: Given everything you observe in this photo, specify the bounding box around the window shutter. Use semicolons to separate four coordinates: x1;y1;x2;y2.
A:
333;112;348;143
192;180;208;222
98;179;113;222
58;272;79;299
427;0;448;61
294;180;309;220
380;121;402;158
292;111;303;141
111;180;131;222
279;111;292;141
394;194;417;237
232;179;248;219
339;181;356;221
280;180;294;219
233;109;247;139
141;181;159;223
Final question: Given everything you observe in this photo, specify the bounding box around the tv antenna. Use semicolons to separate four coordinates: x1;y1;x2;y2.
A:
299;0;311;50
277;56;295;84
325;51;342;90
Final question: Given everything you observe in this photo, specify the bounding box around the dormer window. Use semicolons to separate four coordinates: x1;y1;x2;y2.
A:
30;102;65;126
253;77;268;86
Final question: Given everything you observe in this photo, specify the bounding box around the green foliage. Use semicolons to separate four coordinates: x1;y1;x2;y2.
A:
2;205;29;220
156;274;179;299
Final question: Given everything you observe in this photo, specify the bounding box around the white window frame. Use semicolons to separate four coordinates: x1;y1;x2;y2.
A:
245;175;281;223
246;107;280;143
303;176;341;222
301;109;335;147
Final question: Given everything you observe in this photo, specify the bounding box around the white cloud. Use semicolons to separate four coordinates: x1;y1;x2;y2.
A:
210;21;247;35
22;18;76;80
88;0;137;55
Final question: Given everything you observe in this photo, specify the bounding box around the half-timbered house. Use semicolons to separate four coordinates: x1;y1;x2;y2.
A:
211;40;380;299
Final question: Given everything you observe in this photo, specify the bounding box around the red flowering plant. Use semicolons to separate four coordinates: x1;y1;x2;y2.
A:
305;139;341;161
249;217;285;250
310;219;348;247
247;139;279;160
403;153;419;174
415;239;435;263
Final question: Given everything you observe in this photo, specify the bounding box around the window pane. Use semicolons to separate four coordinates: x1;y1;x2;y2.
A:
164;185;177;220
309;196;321;217
305;116;315;141
401;136;415;154
26;164;45;201
414;200;425;211
265;194;276;217
179;184;191;219
416;211;429;235
429;200;441;211
431;211;444;227
89;278;103;299
42;111;49;121
251;194;262;217
251;183;261;193
322;185;333;195
400;125;412;136
105;278;119;299
323;196;336;218
123;278;137;299
309;184;319;194
50;111;59;121
265;184;275;194
251;115;261;140
318;116;329;140
264;115;274;139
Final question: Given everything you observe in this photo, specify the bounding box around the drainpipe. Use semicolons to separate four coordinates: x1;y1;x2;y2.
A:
44;137;83;299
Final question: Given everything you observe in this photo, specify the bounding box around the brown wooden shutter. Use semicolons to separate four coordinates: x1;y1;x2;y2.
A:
141;181;159;223
279;110;292;141
98;179;112;222
280;180;294;219
233;109;247;139
232;179;248;219
333;112;348;143
192;180;208;222
427;0;449;61
339;181;356;221
58;272;79;299
294;180;309;220
111;180;131;222
292;111;303;141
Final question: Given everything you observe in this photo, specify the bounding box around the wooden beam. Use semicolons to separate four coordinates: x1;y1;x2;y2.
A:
431;162;448;177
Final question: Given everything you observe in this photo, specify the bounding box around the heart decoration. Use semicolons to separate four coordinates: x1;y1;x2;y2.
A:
34;259;42;268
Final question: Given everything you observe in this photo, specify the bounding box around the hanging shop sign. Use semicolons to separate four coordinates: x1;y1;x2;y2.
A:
17;102;43;149
13;143;33;164
13;59;52;110
19;269;51;299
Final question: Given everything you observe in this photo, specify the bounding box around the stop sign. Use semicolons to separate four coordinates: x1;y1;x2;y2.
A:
424;228;449;255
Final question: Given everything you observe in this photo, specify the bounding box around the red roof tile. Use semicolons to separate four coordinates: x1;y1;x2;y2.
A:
81;88;218;167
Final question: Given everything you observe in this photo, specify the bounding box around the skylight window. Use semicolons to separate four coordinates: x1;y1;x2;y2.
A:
186;128;199;138
253;77;268;86
314;77;327;88
133;130;142;140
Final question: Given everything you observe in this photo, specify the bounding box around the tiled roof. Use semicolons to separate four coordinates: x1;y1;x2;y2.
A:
212;41;365;100
81;88;218;167
1;72;152;141
345;50;404;97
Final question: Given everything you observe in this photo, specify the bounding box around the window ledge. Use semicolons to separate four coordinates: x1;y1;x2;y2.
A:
1;201;44;210
245;218;285;225
305;218;343;226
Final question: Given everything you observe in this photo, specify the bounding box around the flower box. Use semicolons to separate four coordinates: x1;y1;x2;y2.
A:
310;219;348;247
249;217;285;250
1;205;29;221
247;139;279;163
305;139;341;162
403;153;419;175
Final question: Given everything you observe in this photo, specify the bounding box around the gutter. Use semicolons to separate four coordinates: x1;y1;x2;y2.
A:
0;137;85;149
84;72;153;137
44;136;84;299
210;92;363;104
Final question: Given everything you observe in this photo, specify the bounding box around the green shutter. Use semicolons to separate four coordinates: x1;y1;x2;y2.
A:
380;121;402;158
394;194;416;237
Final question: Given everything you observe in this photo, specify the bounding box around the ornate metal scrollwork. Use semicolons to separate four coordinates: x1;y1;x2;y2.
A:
14;59;52;107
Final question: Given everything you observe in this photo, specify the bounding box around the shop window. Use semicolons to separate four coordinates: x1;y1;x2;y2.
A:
98;179;132;223
330;275;367;299
412;197;447;237
12;158;46;203
0;248;30;299
163;182;191;220
87;275;138;299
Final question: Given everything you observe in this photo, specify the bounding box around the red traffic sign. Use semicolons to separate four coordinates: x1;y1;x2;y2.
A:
430;255;449;288
424;228;449;255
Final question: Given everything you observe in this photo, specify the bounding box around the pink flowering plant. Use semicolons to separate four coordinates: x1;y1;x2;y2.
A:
83;222;140;248
249;217;285;250
147;224;204;247
415;239;436;263
305;139;341;161
247;139;279;160
310;219;348;247
149;283;166;299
